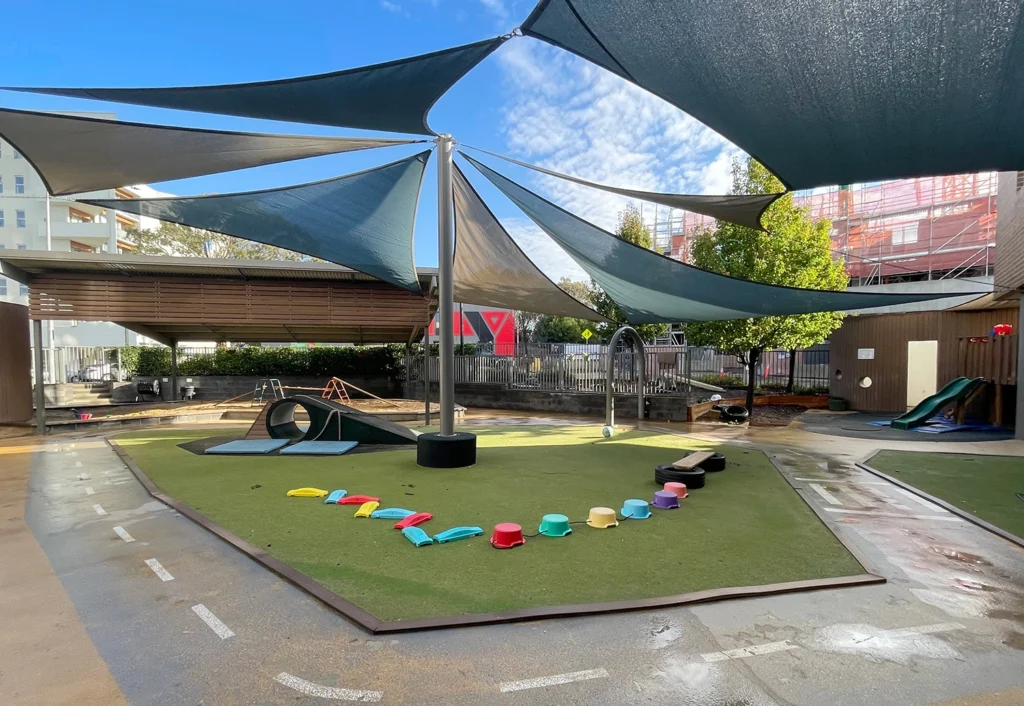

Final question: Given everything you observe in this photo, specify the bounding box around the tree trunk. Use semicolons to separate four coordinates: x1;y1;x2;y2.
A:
786;348;797;394
745;348;761;416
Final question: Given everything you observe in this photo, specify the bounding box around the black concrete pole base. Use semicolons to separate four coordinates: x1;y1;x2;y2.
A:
417;431;477;468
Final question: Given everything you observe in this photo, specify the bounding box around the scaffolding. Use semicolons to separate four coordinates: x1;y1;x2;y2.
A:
641;172;999;285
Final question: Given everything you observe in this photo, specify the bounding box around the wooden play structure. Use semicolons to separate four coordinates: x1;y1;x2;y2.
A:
955;334;1018;426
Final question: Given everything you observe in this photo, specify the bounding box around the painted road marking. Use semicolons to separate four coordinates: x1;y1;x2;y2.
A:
793;478;888;485
841;487;873;507
191;604;235;640
75;461;83;468
808;483;841;505
274;673;382;702
864;485;912;511
113;526;135;542
702;640;799;662
77;473;90;480
882;622;964;638
93;504;107;516
145;558;174;581
824;508;961;522
499;668;609;693
85;486;95;495
892;487;946;513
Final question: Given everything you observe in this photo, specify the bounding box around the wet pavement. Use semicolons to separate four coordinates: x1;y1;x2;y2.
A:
3;412;1024;705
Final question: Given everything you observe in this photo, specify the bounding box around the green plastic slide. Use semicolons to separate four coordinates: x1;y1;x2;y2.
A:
891;377;985;430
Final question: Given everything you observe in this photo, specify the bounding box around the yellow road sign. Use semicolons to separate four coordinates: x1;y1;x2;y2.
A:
582;328;593;341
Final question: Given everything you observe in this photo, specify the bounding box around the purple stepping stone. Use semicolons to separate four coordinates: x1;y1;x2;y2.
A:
652;490;680;509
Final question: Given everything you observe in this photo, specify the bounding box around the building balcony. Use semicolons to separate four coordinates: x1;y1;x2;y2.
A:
50;220;113;246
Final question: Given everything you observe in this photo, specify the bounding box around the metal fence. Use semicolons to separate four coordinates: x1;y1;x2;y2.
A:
30;346;121;385
410;344;830;396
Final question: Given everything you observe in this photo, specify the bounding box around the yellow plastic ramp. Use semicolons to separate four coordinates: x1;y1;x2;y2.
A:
286;487;329;498
354;501;380;518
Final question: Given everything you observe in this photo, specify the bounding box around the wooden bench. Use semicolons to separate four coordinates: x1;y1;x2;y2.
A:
672;451;714;470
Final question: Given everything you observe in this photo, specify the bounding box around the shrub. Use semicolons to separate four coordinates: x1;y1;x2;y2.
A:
694;373;745;388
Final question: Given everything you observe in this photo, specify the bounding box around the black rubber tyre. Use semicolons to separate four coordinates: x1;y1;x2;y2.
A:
417;432;477;468
698;452;727;472
654;464;706;489
719;405;749;423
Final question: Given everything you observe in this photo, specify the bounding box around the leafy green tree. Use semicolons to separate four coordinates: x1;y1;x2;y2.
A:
126;222;307;260
533;279;598;343
592;205;670;343
683;158;846;415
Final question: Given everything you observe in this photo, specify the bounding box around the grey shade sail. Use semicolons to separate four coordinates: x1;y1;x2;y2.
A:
453;162;607;322
463;153;976;324
464;145;781;230
522;0;1024;189
84;151;431;292
4;38;506;136
0;107;417;196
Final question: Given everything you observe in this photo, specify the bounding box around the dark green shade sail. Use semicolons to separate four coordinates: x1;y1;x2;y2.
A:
522;0;1024;189
84;151;431;292
4;38;506;136
464;145;781;230
0;107;416;196
462;152;976;324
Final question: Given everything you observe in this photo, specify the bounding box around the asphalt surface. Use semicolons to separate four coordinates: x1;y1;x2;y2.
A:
12;419;1024;705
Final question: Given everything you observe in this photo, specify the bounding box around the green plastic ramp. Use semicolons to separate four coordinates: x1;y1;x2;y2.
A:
891;377;985;430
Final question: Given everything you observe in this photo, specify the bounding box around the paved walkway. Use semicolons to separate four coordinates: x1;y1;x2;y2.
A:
2;417;1023;705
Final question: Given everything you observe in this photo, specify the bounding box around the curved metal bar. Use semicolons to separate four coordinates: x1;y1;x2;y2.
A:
605;326;646;427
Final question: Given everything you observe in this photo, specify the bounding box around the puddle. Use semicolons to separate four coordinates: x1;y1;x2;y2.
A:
810;623;960;664
645;658;779;705
1002;631;1024;650
646;620;684;649
932;547;992;566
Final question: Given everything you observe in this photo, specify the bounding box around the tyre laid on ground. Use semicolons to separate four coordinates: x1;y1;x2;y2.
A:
698;452;727;472
719;405;749;423
654;464;706;489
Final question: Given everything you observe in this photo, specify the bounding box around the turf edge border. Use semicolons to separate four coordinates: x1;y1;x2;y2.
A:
857;452;1024;551
107;437;885;635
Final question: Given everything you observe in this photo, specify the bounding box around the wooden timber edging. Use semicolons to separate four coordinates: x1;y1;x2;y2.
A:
107;436;885;634
857;454;1024;551
687;395;829;421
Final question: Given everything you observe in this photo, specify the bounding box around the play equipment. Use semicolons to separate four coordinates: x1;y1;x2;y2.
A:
205;439;289;455
354;501;380;518
286;487;329;498
652;490;680;509
586;507;618;528
417;431;477;468
699;453;727;472
663;482;688;498
673;451;712;470
337;494;380;505
892;377;986;430
602;425;614;438
324;489;347;504
718;405;749;423
490;523;526;548
433;526;484;543
264;394;419;445
394;512;433;529
280;440;359;455
654;464;706;488
621;499;651;519
402;527;434;547
370;508;416;520
538;514;572;537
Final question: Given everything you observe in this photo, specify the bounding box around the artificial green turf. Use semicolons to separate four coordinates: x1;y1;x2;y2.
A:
869;450;1024;540
118;426;864;621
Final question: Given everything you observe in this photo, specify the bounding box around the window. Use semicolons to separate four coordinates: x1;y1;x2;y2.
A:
17;243;26;250
1018;171;1024;192
0;210;4;227
14;176;24;194
891;222;918;246
0;176;4;194
19;282;27;296
13;148;21;159
16;210;26;228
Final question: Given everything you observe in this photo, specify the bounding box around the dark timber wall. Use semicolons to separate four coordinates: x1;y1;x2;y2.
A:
0;302;32;423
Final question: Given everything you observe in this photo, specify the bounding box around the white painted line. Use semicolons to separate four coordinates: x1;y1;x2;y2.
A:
892;487;946;513
75;461;83;468
793;478;889;485
808;483;841;505
92;504;107;516
881;622;964;638
824;508;961;521
702;640;799;662
145;558;174;581
191;604;234;640
85;486;95;495
841;487;873;508
499;668;609;693
864;485;913;511
113;526;135;542
77;472;90;480
274;672;382;702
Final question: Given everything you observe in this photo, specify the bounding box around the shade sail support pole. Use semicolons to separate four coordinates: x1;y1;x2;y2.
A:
436;134;456;436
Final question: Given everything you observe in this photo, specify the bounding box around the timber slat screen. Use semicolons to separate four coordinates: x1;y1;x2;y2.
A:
957;335;1018;385
28;273;429;343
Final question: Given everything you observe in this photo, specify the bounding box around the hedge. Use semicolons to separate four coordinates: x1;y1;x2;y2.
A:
120;345;407;380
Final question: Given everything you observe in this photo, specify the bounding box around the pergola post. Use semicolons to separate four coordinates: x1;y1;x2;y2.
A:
33;318;46;435
170;340;178;402
436;133;456;436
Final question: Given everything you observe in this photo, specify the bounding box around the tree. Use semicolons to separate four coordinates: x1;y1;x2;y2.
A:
682;158;846;415
125;222;307;260
513;309;542;353
533;279;598;343
592;205;670;343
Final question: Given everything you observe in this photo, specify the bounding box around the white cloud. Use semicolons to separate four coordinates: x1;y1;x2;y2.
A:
500;216;589;284
380;0;404;13
489;39;746;271
478;0;508;21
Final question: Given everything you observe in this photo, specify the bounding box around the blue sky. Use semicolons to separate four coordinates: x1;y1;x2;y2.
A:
0;0;741;280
